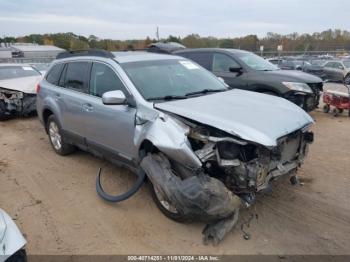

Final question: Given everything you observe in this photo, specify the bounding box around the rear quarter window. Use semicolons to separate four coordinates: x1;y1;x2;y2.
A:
46;63;64;85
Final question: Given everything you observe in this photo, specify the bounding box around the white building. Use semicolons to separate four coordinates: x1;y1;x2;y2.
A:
10;44;64;58
0;48;12;59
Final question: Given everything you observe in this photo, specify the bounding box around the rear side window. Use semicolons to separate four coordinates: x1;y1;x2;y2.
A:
63;62;90;93
179;52;212;70
89;63;126;97
46;63;64;85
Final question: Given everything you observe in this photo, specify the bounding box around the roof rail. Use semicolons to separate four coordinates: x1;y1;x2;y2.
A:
56;49;115;59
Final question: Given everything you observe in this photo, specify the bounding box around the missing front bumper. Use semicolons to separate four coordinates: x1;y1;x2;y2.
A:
0;89;36;120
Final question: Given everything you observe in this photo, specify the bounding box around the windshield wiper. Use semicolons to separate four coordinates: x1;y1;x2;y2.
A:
147;95;188;101
185;88;227;97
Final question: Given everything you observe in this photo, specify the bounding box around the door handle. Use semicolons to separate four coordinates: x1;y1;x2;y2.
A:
82;103;93;112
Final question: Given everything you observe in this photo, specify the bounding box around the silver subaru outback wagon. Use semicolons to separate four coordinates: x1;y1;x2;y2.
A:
37;50;314;243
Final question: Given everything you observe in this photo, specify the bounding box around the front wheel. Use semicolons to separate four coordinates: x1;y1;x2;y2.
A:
6;249;27;262
149;181;190;223
46;115;75;156
344;74;350;85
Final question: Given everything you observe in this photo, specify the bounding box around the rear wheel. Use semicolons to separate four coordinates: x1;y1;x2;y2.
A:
46;115;75;155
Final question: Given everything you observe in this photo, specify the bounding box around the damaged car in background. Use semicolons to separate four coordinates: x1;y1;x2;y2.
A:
37;50;314;245
0;64;42;120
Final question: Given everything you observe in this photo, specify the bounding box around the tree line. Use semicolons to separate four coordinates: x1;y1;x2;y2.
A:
1;29;350;52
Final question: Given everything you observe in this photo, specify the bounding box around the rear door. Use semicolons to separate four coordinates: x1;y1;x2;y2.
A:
83;61;137;162
57;61;91;142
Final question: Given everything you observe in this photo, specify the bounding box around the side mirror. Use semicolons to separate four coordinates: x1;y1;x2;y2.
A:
229;66;243;73
102;90;126;105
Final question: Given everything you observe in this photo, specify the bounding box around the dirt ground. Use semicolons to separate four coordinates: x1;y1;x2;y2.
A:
1;83;350;255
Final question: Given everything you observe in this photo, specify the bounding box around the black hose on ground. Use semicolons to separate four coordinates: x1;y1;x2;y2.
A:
96;167;146;202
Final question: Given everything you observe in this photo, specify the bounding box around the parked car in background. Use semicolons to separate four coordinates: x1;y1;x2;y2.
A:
147;42;186;54
0;208;27;262
175;48;323;111
268;58;326;79
322;60;350;83
0;64;41;120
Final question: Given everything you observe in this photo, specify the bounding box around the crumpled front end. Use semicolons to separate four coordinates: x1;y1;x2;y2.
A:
0;87;36;120
188;121;313;199
136;106;313;245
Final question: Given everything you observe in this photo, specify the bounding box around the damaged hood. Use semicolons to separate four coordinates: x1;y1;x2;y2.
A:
155;89;313;147
0;75;41;94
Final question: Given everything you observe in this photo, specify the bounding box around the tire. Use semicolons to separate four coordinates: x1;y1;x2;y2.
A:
0;101;12;121
149;181;191;224
344;74;350;85
337;108;344;114
323;104;330;113
6;249;27;262
46;115;75;156
332;108;339;117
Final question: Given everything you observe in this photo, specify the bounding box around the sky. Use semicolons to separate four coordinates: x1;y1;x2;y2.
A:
0;0;350;40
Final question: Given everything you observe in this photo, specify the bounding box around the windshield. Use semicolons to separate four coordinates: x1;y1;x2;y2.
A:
236;52;278;71
0;66;40;80
343;61;350;68
121;59;228;101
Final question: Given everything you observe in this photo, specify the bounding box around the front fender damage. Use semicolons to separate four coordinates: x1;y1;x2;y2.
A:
0;87;36;120
107;104;312;245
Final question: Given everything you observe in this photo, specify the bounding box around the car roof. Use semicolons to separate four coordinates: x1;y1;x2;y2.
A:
112;51;181;63
174;48;250;55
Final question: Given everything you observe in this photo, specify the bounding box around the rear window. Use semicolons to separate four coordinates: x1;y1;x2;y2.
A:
46;63;64;85
0;66;40;80
178;52;212;70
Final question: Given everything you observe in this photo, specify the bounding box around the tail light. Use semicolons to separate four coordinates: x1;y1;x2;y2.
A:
35;83;40;93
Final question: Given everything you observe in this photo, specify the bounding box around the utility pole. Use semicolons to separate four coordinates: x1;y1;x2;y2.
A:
156;27;160;42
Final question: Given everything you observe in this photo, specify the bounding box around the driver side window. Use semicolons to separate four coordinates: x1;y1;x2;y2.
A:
89;62;126;97
212;53;240;72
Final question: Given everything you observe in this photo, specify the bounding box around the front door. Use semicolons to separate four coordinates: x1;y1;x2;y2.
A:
211;53;245;89
83;62;136;162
